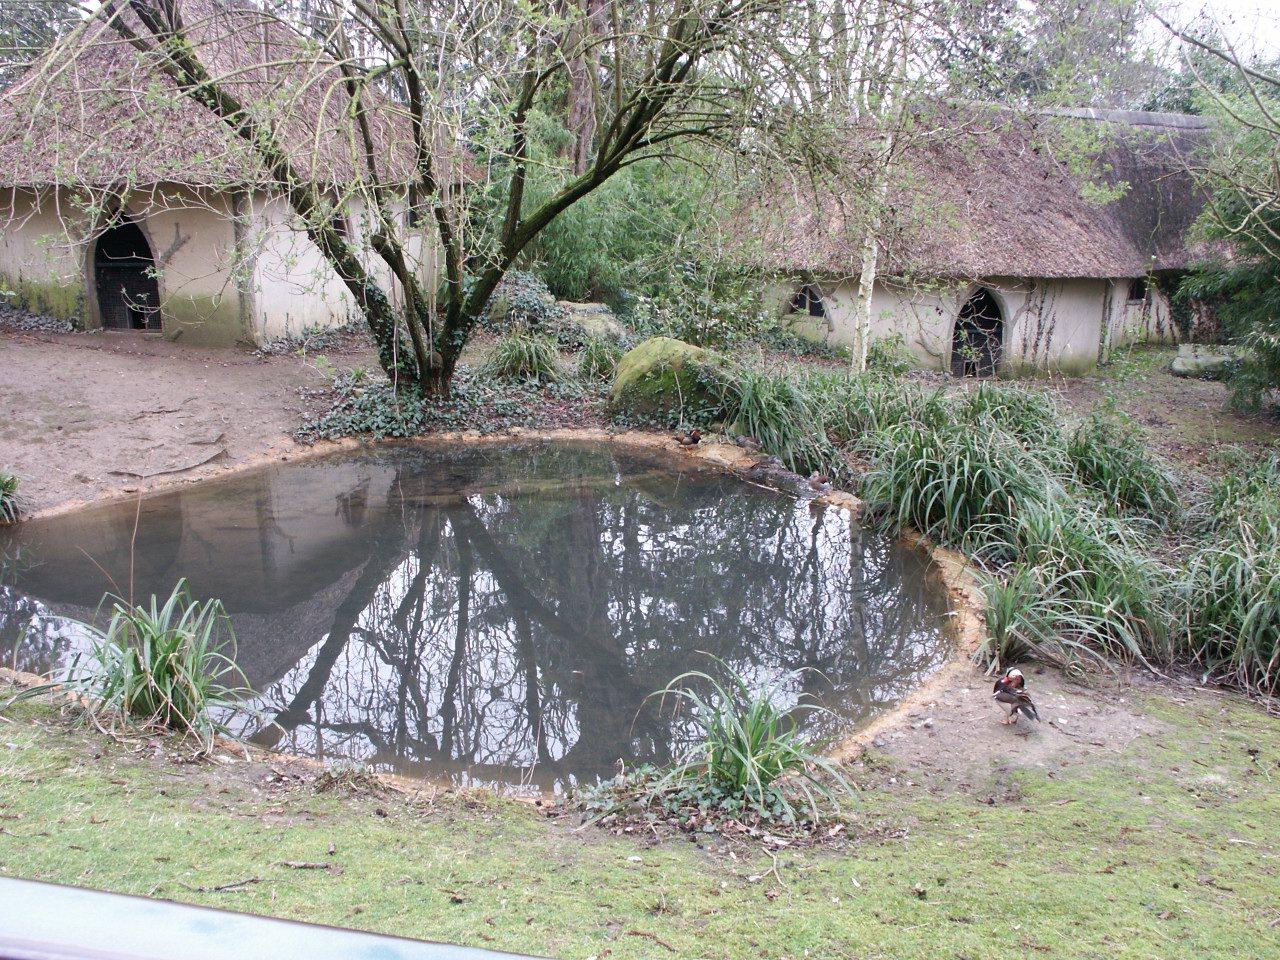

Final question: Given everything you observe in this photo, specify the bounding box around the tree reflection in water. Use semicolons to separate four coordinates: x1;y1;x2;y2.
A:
0;443;950;792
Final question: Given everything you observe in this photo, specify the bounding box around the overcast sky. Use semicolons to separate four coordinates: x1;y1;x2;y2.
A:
1170;0;1280;57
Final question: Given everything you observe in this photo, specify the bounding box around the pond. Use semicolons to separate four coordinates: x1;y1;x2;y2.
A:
0;441;951;792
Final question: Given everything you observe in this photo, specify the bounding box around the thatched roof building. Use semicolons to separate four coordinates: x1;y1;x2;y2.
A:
0;0;434;346
747;105;1212;376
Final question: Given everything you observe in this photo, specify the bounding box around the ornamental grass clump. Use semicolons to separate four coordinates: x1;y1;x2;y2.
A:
577;336;624;382
957;382;1062;450
802;370;941;444
2;580;246;751
1182;456;1280;696
857;416;1057;563
647;662;853;826
1067;413;1180;519
716;366;841;478
978;563;1114;674
0;471;18;523
482;330;562;382
1184;519;1280;697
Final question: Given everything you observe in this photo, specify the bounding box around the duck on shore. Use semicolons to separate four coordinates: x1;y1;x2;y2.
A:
807;472;832;494
674;428;701;447
992;668;1041;725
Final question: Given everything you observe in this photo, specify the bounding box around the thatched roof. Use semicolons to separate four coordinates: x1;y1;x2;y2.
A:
0;0;417;189
742;104;1212;281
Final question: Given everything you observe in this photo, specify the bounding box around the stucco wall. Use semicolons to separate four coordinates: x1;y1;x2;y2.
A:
0;185;246;344
1102;278;1178;354
777;274;1135;376
1;185;438;347
247;193;437;342
134;186;246;346
0;187;90;320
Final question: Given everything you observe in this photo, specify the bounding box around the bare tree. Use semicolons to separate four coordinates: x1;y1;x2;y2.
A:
80;0;842;395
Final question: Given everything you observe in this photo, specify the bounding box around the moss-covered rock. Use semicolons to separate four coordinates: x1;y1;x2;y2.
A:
561;302;627;342
610;336;731;418
1171;344;1234;380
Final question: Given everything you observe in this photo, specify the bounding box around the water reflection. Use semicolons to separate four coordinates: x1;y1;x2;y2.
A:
0;442;950;791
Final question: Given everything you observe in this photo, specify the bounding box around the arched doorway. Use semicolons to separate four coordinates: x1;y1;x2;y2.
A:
93;218;161;331
950;287;1003;377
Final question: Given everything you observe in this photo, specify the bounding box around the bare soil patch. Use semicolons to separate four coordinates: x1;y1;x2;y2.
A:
0;328;374;516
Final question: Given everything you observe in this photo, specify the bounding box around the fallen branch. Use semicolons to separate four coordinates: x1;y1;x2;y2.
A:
180;876;259;893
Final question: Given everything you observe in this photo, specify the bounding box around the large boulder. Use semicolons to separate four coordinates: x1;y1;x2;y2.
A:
1170;344;1234;380
560;301;627;342
610;336;731;418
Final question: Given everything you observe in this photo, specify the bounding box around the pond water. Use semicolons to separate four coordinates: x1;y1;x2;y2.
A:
0;442;951;792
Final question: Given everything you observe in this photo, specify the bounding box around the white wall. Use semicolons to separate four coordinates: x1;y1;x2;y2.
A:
1102;278;1179;354
247;192;437;342
777;274;1136;376
0;187;91;320
0;185;248;343
0;185;439;346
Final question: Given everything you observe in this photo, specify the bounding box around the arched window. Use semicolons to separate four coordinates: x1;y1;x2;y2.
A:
950;287;1003;378
788;284;825;318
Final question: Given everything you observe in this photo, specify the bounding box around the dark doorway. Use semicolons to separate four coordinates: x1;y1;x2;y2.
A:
950;288;1003;377
93;218;161;331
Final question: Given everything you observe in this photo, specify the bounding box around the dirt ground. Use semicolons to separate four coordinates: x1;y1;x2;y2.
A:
0;328;375;516
864;666;1173;792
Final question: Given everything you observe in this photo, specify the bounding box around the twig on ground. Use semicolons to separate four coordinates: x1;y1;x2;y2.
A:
626;930;676;952
180;876;259;893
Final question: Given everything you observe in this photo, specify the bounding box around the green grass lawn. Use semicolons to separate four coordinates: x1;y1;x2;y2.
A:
2;688;1278;960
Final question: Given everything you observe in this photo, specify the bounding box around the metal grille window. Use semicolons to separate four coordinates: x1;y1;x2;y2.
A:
788;284;825;318
94;219;161;331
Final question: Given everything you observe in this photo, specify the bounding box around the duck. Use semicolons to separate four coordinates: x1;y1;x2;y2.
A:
735;435;763;453
807;472;833;494
992;668;1041;725
674;428;701;447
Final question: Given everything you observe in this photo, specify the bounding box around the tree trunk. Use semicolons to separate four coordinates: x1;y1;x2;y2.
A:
851;225;879;373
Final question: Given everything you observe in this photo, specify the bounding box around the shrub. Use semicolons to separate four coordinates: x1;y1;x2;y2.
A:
0;471;18;523
577;336;624;382
865;334;912;375
484;270;566;334
482;330;562;382
624;269;780;349
648;662;852;825
1202;448;1280;531
2;581;246;750
957;382;1062;449
978;563;1112;674
803;371;937;444
1067;414;1180;519
858;416;1057;563
1009;499;1172;661
524;157;706;306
